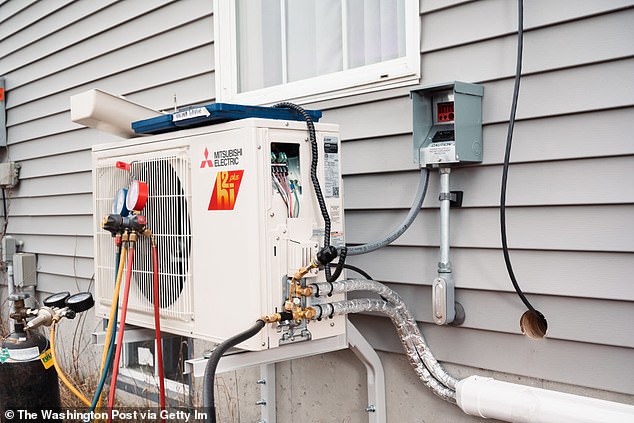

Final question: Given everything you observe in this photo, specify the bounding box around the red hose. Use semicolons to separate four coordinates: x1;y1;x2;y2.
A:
107;244;135;422
152;242;166;419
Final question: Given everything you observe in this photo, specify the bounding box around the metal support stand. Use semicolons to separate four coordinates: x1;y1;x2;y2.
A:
256;364;276;423
347;321;387;423
184;321;386;423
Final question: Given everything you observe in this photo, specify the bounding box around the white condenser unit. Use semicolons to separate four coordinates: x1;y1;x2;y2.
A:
92;118;346;351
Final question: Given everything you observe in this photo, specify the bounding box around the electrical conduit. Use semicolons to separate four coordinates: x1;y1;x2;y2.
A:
347;168;429;256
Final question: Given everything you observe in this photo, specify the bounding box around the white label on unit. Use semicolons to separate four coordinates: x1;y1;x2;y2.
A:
323;136;340;198
423;141;458;165
173;107;210;122
8;346;40;361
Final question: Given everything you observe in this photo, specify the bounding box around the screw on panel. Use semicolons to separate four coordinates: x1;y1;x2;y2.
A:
256;379;266;385
330;322;335;327
366;405;376;412
270;212;275;217
255;400;267;406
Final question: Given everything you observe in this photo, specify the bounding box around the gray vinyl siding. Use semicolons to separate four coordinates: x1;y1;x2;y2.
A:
1;0;632;402
310;0;634;395
1;0;214;294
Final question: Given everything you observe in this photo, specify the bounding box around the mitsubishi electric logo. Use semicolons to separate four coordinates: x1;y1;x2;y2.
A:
200;147;214;168
200;147;243;168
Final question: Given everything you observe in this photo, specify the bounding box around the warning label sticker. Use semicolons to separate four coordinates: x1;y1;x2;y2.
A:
323;137;340;198
423;141;457;165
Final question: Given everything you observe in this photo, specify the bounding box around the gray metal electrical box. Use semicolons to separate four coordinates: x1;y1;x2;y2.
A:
411;81;483;167
13;253;37;287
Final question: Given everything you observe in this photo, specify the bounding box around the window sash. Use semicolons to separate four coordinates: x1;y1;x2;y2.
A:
215;0;420;104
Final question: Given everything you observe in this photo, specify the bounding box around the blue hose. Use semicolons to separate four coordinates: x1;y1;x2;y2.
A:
88;248;121;416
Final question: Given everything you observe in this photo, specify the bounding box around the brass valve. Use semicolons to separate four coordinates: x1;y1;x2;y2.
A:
292;307;316;321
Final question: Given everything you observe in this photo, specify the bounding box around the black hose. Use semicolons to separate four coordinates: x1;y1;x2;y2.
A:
203;319;265;423
273;102;333;279
500;0;538;313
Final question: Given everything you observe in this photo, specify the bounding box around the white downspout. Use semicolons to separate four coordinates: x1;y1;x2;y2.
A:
456;375;634;423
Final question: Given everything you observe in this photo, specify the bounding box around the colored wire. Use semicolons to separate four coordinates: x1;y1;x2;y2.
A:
50;323;92;406
152;241;167;418
107;243;136;421
273;103;332;276
91;242;127;414
500;0;536;312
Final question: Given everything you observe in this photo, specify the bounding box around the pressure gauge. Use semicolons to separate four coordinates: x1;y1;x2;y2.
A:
112;188;129;216
65;292;95;313
126;180;149;212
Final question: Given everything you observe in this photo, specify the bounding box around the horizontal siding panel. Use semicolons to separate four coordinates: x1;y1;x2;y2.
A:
341;134;417;174
8;129;120;161
421;9;634;84
8;47;214;143
345;205;634;252
17;149;90;178
351;315;634;395
7;215;92;236
36;273;93;294
37;254;94;280
419;0;472;14
0;0;75;44
1;0;170;73
348;286;634;348
343;156;634;208
481;108;634;164
347;247;634;301
19;234;93;258
421;0;634;52
482;59;634;123
0;0;37;25
3;1;211;88
342;108;634;174
9;194;92;216
11;173;91;198
126;71;216;111
323;60;634;141
7;25;213;113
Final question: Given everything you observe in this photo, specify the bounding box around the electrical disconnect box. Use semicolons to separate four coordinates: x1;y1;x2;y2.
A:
411;81;483;167
13;253;37;287
92;118;346;351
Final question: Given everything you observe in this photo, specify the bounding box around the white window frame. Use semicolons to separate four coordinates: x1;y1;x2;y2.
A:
214;0;420;105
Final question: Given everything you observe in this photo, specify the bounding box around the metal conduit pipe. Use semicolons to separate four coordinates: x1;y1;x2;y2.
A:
434;167;456;325
347;168;429;256
310;279;459;390
314;298;456;402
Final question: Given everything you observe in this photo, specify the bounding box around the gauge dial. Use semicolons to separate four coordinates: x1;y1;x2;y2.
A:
126;180;149;212
112;188;129;216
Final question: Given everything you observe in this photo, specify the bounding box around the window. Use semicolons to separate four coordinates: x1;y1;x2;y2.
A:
214;0;420;104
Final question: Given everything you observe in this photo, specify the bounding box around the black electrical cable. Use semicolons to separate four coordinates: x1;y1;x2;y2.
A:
1;188;7;236
203;319;265;423
500;0;544;326
327;246;347;282
328;261;373;281
273;102;333;279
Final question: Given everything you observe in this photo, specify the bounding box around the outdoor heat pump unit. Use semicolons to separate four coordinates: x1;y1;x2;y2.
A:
92;118;346;351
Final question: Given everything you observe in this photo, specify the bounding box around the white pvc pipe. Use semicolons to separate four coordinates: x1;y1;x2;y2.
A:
456;376;634;423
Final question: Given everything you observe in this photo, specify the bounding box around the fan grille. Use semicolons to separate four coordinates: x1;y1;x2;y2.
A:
95;148;193;321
